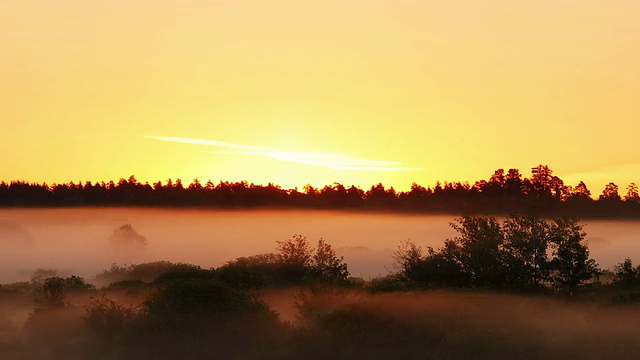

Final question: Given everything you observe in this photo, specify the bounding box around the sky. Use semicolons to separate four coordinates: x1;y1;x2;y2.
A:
1;1;639;194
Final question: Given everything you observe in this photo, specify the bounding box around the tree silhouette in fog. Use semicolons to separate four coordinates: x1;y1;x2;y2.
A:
218;235;350;287
548;218;599;293
109;224;148;248
394;215;599;292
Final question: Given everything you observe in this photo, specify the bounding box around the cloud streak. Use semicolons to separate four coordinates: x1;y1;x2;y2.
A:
148;135;422;172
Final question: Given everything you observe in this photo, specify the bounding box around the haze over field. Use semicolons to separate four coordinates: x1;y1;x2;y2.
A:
1;208;639;283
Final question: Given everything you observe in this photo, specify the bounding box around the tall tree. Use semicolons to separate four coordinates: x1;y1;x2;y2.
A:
599;182;621;201
625;183;639;202
448;216;505;288
502;214;550;288
548;218;599;293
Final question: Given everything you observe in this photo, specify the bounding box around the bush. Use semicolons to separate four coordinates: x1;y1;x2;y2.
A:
84;296;138;342
127;261;201;283
613;258;640;285
33;276;94;308
218;235;350;287
94;261;202;287
365;275;408;293
119;278;287;359
217;253;281;288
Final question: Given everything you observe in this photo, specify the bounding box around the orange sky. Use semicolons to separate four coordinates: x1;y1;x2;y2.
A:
1;1;639;194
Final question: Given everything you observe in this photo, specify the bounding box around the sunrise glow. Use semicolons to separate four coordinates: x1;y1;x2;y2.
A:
2;1;639;192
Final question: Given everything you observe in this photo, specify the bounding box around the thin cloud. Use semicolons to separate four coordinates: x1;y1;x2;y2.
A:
149;135;269;151
148;135;422;172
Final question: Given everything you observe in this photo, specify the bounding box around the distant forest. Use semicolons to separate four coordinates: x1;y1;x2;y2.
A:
2;165;639;217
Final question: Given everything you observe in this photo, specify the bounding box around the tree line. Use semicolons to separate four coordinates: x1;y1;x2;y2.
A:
2;165;640;217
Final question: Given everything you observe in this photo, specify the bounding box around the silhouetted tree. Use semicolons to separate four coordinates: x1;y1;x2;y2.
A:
109;224;148;248
394;239;469;288
572;181;591;198
625;183;639;202
311;238;350;283
548;218;599;293
447;216;505;288
613;258;640;285
393;239;424;282
33;275;94;308
600;182;621;201
502;214;549;288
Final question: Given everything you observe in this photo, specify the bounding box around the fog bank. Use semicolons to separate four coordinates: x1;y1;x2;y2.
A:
0;208;638;282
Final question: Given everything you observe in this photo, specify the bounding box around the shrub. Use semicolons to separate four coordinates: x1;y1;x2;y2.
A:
84;296;138;342
119;278;287;359
33;276;94;308
94;261;202;287
218;235;350;287
613;258;640;285
310;238;350;284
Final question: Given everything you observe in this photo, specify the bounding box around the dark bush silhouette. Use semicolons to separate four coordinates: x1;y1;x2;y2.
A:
33;276;94;308
94;261;201;286
218;235;350;287
613;258;640;285
84;296;138;343
276;234;313;282
217;253;283;288
118;278;286;359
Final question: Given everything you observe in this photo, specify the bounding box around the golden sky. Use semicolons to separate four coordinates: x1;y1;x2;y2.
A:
1;1;639;194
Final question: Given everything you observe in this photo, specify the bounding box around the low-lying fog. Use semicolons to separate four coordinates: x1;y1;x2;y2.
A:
1;208;640;283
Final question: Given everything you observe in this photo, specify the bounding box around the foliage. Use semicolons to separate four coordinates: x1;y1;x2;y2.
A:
365;275;410;293
394;240;468;288
4;166;640;218
30;268;58;284
502;214;550;288
120;278;285;359
448;216;505;288
311;238;350;283
217;253;282;288
94;261;202;287
128;261;201;283
219;235;350;287
93;263;134;287
394;215;599;293
548;217;600;293
109;224;147;248
33;276;94;308
83;296;139;342
276;234;313;282
393;239;423;280
613;258;640;285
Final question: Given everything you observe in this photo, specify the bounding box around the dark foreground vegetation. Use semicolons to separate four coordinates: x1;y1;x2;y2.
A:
3;165;640;217
3;216;640;359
